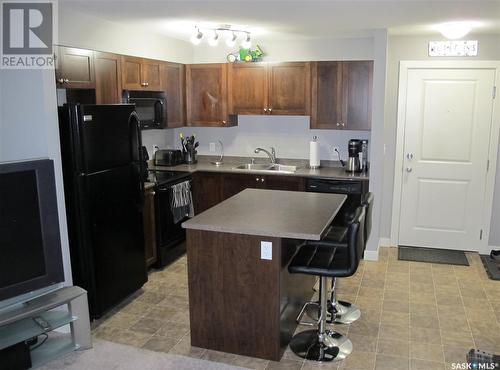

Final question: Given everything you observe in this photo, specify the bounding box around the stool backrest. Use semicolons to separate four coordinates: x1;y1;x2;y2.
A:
346;206;365;275
361;192;374;246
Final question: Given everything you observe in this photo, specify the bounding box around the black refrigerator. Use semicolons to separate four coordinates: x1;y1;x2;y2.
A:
58;104;148;319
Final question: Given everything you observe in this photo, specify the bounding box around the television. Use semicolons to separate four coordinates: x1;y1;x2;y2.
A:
0;159;64;304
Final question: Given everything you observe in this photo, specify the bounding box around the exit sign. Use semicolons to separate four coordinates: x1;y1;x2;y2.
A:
429;40;478;57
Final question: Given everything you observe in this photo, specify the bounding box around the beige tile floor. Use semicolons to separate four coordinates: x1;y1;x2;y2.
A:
92;247;500;370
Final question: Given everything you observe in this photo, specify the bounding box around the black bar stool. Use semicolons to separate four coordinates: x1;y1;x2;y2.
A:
288;207;365;362
304;192;374;325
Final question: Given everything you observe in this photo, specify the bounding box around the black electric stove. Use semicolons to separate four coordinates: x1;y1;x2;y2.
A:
148;170;192;267
148;170;191;186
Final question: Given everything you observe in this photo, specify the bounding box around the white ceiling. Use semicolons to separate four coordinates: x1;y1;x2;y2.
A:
60;0;500;41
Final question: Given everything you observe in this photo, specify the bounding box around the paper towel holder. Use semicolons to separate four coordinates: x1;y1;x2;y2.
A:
308;136;321;170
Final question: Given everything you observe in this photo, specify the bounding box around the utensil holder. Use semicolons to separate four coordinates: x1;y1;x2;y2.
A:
184;150;197;164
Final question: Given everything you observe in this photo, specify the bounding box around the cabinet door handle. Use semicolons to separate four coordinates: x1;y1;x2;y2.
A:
406;167;413;173
64;78;69;83
221;120;226;125
336;122;340;127
341;122;345;127
261;178;265;183
145;82;149;87
264;108;268;113
57;78;64;84
256;177;260;182
268;108;272;114
406;153;414;160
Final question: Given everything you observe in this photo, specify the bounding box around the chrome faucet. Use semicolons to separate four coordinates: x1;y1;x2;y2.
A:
254;147;276;165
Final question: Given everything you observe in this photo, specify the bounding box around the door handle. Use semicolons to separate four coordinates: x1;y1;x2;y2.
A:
406;167;413;173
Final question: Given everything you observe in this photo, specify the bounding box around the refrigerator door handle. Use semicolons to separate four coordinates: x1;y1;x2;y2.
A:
129;111;145;210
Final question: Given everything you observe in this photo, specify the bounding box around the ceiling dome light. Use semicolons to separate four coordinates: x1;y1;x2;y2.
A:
241;33;251;48
437;22;473;39
190;28;203;45
208;31;219;46
225;31;237;47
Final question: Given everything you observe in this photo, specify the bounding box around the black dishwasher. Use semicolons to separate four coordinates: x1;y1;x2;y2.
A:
306;178;368;225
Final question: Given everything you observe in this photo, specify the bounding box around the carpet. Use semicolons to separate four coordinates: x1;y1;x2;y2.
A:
398;246;469;266
39;339;247;370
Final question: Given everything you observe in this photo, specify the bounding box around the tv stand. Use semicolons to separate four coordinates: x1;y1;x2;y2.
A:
0;286;91;368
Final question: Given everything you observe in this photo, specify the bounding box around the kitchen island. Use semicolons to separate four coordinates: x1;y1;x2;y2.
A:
182;189;346;361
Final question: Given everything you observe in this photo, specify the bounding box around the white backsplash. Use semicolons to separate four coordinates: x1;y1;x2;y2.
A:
142;115;371;162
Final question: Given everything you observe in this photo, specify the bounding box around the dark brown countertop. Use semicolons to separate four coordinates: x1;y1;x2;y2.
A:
149;156;369;181
182;188;347;240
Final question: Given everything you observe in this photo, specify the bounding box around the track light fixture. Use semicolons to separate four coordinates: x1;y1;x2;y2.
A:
208;31;219;46
190;28;203;45
241;33;251;48
190;25;251;47
226;31;237;47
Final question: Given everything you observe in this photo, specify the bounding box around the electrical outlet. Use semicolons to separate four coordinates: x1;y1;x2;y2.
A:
260;241;272;260
209;142;216;152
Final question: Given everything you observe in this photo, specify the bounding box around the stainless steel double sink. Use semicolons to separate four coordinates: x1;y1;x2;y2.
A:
233;163;298;174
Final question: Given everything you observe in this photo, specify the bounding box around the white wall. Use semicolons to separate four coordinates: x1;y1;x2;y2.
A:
191;37;374;63
58;5;194;63
0;69;73;286
156;117;370;162
382;33;500;247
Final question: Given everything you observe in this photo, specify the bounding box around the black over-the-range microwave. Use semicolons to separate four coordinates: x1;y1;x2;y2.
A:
122;90;167;129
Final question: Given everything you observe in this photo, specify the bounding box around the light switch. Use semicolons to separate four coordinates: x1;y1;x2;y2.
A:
261;241;272;260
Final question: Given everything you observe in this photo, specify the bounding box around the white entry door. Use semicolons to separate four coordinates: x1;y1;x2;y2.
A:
398;68;496;251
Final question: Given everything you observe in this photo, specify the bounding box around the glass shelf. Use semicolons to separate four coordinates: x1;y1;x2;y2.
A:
30;333;79;368
0;310;76;350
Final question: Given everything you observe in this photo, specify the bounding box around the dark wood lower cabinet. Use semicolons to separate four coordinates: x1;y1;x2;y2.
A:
143;186;157;267
187;230;314;360
264;175;305;191
192;172;306;214
222;173;264;199
192;172;224;214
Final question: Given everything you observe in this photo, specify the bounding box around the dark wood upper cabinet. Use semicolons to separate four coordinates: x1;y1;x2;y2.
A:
186;64;236;127
94;51;122;104
341;61;373;131
311;60;373;131
310;61;343;129
122;56;142;90
142;59;162;91
163;62;185;128
228;62;310;116
268;62;310;116
122;56;162;91
228;63;268;115
55;46;95;89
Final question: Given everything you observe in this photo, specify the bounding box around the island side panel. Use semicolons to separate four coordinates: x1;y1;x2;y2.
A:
186;230;282;360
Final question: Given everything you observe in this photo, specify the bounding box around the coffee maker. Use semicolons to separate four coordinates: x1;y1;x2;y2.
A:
346;139;361;173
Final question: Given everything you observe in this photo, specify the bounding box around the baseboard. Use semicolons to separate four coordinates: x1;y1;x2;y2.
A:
488;245;499;253
379;237;394;247
364;249;379;261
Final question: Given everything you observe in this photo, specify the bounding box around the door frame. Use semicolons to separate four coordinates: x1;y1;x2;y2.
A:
391;60;500;254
